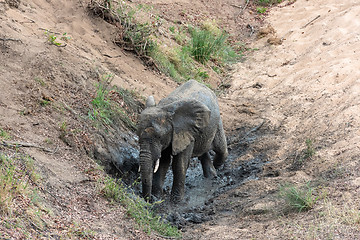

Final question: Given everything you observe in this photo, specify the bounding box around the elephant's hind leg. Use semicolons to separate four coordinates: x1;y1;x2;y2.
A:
212;121;228;169
199;152;217;178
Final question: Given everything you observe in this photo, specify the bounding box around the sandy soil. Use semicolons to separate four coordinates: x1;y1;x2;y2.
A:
1;0;171;239
1;0;360;239
186;1;360;239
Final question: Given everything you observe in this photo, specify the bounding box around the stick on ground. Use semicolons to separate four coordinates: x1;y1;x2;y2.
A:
1;140;58;153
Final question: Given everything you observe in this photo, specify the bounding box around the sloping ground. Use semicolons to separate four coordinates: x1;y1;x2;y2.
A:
1;0;360;239
186;0;360;239
0;0;252;238
0;0;173;239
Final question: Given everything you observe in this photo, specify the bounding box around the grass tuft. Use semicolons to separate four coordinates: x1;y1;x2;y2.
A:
0;155;20;214
99;176;181;238
88;74;141;130
279;182;320;212
256;0;284;6
0;153;40;215
90;1;243;86
304;139;315;160
188;26;228;64
88;74;114;126
257;7;267;14
0;128;11;140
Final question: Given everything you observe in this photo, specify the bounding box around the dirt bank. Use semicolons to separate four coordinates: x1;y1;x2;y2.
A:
185;0;360;239
1;0;359;239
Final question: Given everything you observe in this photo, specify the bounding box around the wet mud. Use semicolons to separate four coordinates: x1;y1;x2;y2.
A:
112;123;268;229
161;128;266;229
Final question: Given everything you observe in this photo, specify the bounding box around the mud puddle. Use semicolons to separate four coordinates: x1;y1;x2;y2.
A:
155;126;267;228
111;123;267;228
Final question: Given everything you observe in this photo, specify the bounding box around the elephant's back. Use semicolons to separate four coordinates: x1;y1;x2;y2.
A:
159;80;222;157
158;80;219;112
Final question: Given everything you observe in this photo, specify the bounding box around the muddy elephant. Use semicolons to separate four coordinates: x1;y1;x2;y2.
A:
137;80;228;203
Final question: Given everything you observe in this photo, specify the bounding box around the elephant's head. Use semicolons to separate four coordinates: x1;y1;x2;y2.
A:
137;96;211;200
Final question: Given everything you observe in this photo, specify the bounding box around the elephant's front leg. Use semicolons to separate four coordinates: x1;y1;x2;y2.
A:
152;146;172;199
170;143;194;203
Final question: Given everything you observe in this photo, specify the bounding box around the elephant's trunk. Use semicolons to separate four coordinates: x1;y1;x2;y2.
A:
139;147;153;201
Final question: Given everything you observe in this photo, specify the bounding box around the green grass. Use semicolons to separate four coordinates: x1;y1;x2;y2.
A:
23;156;41;183
256;0;283;6
291;139;316;169
0;151;97;239
44;30;62;46
88;74;141;130
187;26;241;67
60;120;67;132
0;128;11;140
91;1;242;87
279;182;320;212
88;74;113;126
99;176;181;238
304;139;315;160
44;31;70;46
110;3;157;56
0;154;22;214
257;7;267;14
169;26;175;33
34;77;46;86
188;26;228;64
40;99;51;106
174;27;187;45
67;222;96;239
150;25;240;84
102;176;125;202
0;154;40;215
150;45;199;82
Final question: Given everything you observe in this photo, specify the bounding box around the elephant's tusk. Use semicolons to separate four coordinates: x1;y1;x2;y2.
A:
138;165;141;172
154;159;160;173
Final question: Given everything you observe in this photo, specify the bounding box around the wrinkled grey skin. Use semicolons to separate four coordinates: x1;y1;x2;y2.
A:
137;80;228;203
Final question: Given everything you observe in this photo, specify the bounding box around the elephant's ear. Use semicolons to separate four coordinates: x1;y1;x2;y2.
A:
166;99;211;155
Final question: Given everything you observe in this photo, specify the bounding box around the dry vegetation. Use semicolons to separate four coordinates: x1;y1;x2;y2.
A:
1;0;360;239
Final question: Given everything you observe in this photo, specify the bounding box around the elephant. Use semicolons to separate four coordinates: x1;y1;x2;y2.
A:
137;80;228;203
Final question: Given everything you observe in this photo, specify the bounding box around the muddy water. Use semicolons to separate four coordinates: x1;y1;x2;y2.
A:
114;126;267;228
155;129;267;227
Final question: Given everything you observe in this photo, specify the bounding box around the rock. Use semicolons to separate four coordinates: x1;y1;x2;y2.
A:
267;37;283;45
110;145;139;174
257;25;276;39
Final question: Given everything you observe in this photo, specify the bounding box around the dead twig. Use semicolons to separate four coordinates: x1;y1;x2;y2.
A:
1;140;57;153
243;120;266;139
62;102;88;125
0;37;22;43
230;4;242;9
62;102;78;116
38;28;61;35
103;54;122;58
301;15;321;29
153;232;179;239
20;17;35;24
228;120;266;145
236;0;250;18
